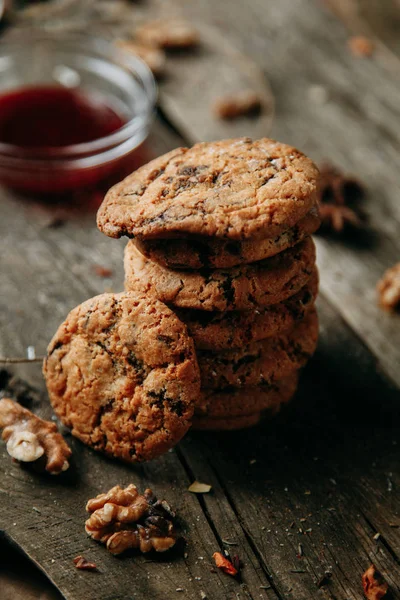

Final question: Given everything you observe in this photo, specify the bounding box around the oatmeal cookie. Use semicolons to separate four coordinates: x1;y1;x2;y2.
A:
97;138;319;241
196;372;298;418
177;269;318;350
197;308;318;389
43;292;200;462
124;237;316;312
134;205;320;270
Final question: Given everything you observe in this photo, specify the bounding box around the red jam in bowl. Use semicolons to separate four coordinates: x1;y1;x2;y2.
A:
0;85;147;197
0;86;126;148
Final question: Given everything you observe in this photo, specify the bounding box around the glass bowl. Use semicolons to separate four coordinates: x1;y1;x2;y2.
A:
0;30;156;195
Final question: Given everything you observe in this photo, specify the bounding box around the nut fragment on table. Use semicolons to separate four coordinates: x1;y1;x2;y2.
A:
73;556;98;571
116;40;166;77
213;91;262;120
85;484;177;555
136;19;199;49
362;564;389;599
377;263;400;312
348;35;375;58
0;397;71;474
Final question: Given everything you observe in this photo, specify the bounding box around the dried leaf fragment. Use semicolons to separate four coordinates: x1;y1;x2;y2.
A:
136;19;199;50
73;556;98;571
348;36;375;58
362;565;389;599
0;397;71;474
85;484;177;555
188;481;212;494
213;91;262;120
377;263;400;312
212;552;238;576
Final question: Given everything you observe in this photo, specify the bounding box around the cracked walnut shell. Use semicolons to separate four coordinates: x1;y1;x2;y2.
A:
0;397;71;474
85;484;177;555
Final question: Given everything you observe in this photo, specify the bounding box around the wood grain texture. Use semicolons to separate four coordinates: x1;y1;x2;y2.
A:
1;1;400;598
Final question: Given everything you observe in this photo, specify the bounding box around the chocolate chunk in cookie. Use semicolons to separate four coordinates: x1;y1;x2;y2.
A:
124;237;316;312
197;308;318;389
43;292;200;462
97;138;319;241
134;206;320;270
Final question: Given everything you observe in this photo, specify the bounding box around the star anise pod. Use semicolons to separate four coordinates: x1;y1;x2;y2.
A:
319;203;362;233
318;163;365;206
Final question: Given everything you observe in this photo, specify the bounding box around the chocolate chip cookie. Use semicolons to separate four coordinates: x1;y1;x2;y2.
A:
134;206;320;270
43;292;200;463
97;138;319;241
176;269;318;350
197;308;318;389
196;372;298;418
124;237;316;312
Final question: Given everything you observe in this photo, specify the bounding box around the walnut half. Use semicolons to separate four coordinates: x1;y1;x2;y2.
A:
0;397;71;475
85;484;177;555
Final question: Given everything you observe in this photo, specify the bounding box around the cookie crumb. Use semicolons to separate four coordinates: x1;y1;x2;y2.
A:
377;263;400;312
136;19;199;49
116;40;166;77
362;564;389;599
348;35;375;57
73;556;97;571
93;265;113;278
317;571;332;588
213;91;261;120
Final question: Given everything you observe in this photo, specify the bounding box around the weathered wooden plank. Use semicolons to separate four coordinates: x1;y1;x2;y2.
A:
1;3;400;598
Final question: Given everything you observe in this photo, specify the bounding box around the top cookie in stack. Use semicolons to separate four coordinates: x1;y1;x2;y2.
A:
98;137;320;431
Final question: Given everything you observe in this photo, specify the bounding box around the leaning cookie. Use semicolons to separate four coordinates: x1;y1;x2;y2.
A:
125;237;316;312
97;138;319;241
134;206;320;270
192;412;262;431
176;269;318;351
43;292;201;463
196;372;298;418
197;309;318;389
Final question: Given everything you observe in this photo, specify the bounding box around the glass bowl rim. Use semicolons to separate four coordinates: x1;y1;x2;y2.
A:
0;30;157;161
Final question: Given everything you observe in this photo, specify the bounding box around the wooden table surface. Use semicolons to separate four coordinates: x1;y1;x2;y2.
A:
1;1;400;599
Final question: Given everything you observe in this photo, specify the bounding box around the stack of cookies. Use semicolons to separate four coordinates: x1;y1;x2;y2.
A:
97;137;320;432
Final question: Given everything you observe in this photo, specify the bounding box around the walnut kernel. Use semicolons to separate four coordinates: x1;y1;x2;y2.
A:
136;19;199;49
0;397;71;474
213;91;262;120
85;484;177;555
377;263;400;312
